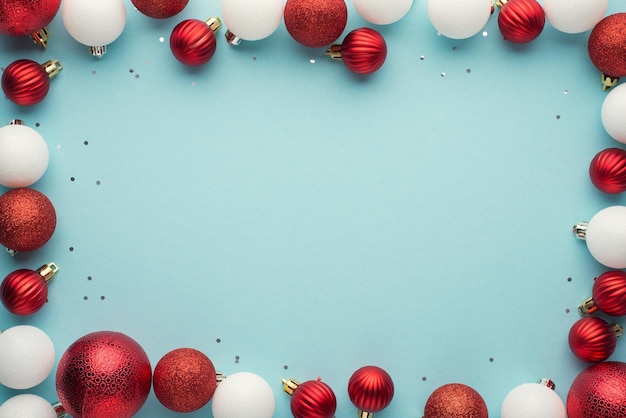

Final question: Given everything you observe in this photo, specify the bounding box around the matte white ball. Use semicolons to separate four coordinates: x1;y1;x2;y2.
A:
212;372;275;418
0;124;49;188
585;206;626;269
0;394;57;418
222;0;284;41
62;0;126;47
428;0;492;39
601;83;626;144
501;383;566;418
353;0;413;25
0;325;55;390
543;0;607;34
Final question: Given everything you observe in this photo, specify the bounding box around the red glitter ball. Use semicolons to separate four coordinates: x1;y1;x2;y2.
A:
153;348;217;412
170;19;218;66
588;13;626;78
567;361;626;418
290;380;337;418
0;0;61;36
131;0;189;19
284;0;347;48
347;366;394;414
424;383;488;418
497;0;545;44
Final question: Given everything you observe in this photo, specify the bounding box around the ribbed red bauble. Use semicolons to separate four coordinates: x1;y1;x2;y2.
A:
589;148;626;194
567;361;626;417
580;270;626;316
588;13;626;85
283;378;337;418
424;383;488;418
284;0;347;48
497;0;545;43
153;348;217;412
56;331;152;418
348;366;394;418
170;18;220;66
1;59;62;106
326;28;387;75
568;317;622;363
0;0;61;46
131;0;188;19
0;263;57;315
0;188;56;254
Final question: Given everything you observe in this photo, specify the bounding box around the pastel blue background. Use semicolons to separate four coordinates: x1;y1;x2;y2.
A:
0;0;625;416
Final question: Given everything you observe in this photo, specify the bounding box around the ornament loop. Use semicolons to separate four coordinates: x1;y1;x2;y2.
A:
89;45;107;58
573;222;588;239
37;262;59;283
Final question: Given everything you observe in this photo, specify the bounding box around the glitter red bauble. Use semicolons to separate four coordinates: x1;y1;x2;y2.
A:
131;0;188;19
284;0;348;48
589;148;626;194
0;264;55;315
56;331;152;418
567;361;626;417
423;383;488;418
0;188;56;253
588;13;626;78
590;270;626;316
290;380;337;418
170;19;218;66
568;317;620;363
348;366;394;415
2;59;55;106
153;348;217;412
0;0;61;36
498;0;545;44
340;28;387;75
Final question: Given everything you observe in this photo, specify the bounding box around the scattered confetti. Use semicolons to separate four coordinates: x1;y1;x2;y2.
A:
159;37;164;42
310;59;316;64
483;31;488;37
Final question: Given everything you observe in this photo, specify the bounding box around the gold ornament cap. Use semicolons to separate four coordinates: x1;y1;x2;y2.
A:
325;44;343;60
572;222;588;240
601;73;619;91
206;17;222;33
31;27;49;48
282;378;300;396
42;60;63;79
578;297;598;315
37;262;59;283
225;30;242;46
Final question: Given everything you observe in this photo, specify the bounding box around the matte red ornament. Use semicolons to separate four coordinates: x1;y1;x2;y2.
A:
131;0;189;19
0;262;57;315
326;28;387;75
568;316;622;363
567;361;626;417
423;383;488;418
0;0;61;46
2;59;62;106
497;0;545;44
170;17;220;66
284;0;348;48
282;378;337;418
56;331;152;418
589;148;626;194
588;13;626;87
580;270;626;316
348;366;394;418
0;188;56;254
153;348;217;412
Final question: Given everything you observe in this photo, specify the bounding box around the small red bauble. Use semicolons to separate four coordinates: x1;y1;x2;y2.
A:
0;188;56;254
568;316;622;363
580;270;626;316
284;0;348;48
348;366;394;417
131;0;189;19
153;348;217;412
56;331;152;418
567;361;626;417
1;59;62;106
170;17;220;66
0;262;57;315
589;148;626;194
283;378;337;418
497;0;545;44
326;28;387;75
424;383;488;418
588;13;626;80
0;0;61;39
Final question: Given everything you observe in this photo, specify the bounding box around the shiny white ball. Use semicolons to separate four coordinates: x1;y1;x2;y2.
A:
427;0;492;39
585;206;626;269
212;372;275;418
0;394;57;418
601;83;626;144
0;325;55;390
0;124;49;188
222;0;284;42
543;0;607;34
353;0;413;25
501;383;566;418
62;0;126;47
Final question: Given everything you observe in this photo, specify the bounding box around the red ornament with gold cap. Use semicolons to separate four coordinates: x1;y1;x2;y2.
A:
0;0;61;47
1;59;62;106
170;17;221;66
0;262;58;315
348;366;394;418
496;0;545;43
282;377;337;418
589;148;626;194
568;316;622;363
325;28;387;75
588;13;626;90
579;270;626;317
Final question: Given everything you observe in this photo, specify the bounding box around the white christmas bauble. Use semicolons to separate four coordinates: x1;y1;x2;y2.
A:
352;0;413;25
501;383;566;418
62;0;126;47
585;206;626;269
0;325;55;389
543;0;608;34
222;0;284;42
0;123;49;188
0;394;57;418
427;0;492;39
601;83;626;144
212;372;275;418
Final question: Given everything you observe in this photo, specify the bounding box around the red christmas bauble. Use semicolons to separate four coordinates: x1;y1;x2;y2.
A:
348;366;394;416
423;383;488;418
568;317;620;363
1;59;61;106
0;188;56;253
131;0;189;19
339;28;387;75
290;380;337;418
589;148;626;194
498;0;545;44
0;263;56;315
56;331;152;418
170;18;218;66
0;0;61;36
153;348;217;412
591;270;626;316
588;13;626;78
567;361;626;417
284;0;348;48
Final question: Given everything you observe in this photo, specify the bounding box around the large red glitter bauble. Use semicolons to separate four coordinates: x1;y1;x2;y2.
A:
2;59;51;106
498;0;545;43
56;331;152;418
424;383;488;418
0;266;50;315
170;19;218;66
131;0;188;19
567;361;626;417
0;0;60;36
291;380;337;418
591;270;626;316
589;148;626;194
348;366;394;414
340;28;387;75
153;348;217;412
568;317;620;363
588;13;626;78
0;188;56;253
284;0;347;48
